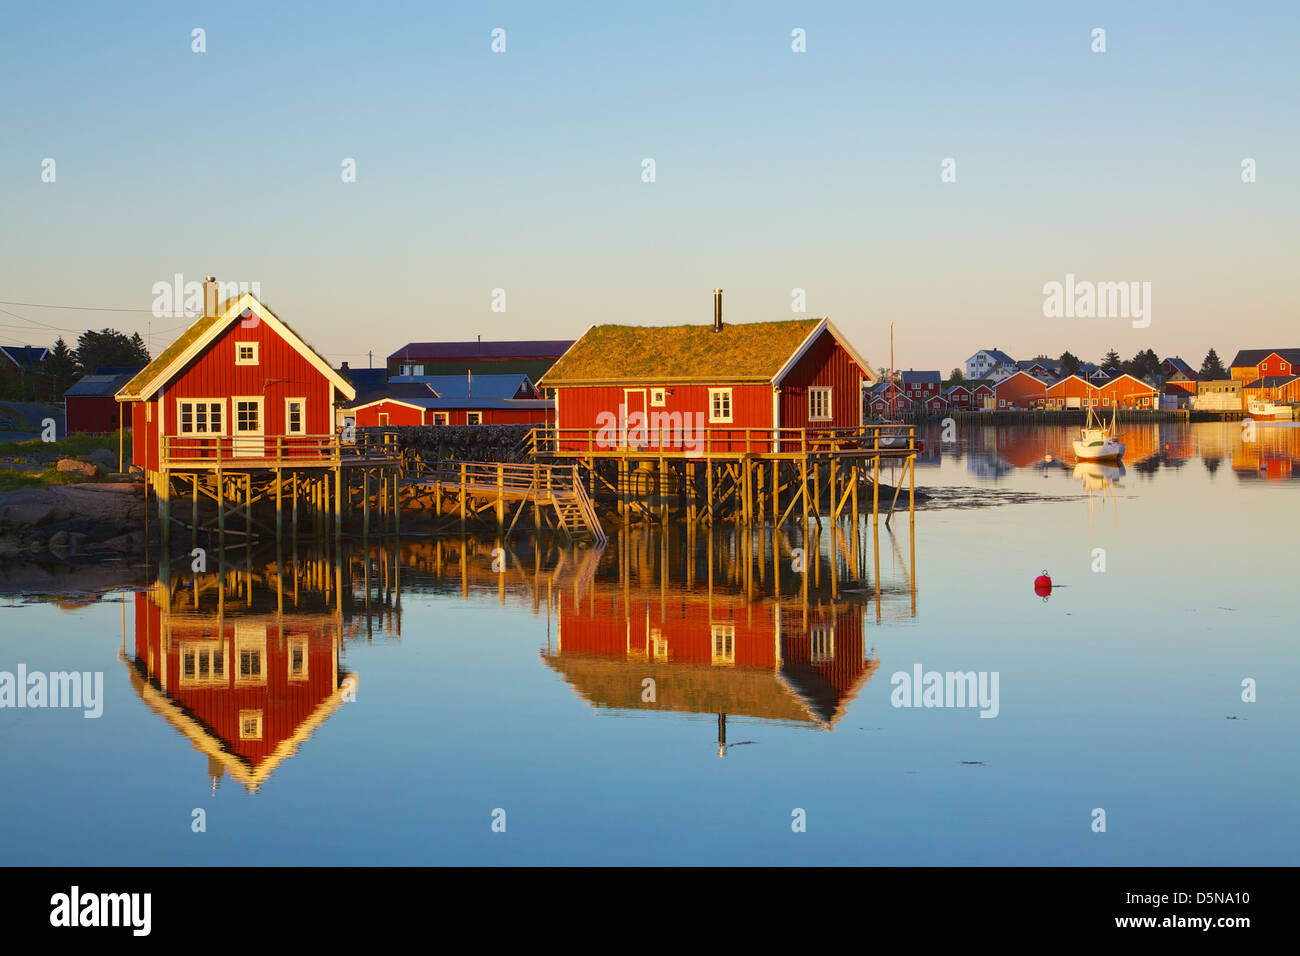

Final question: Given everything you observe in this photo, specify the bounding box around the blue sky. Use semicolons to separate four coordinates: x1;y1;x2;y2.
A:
1;1;1296;372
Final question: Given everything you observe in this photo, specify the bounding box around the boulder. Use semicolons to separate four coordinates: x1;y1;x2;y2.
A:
56;459;101;479
83;449;118;472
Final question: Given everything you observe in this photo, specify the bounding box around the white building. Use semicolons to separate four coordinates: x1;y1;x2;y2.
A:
965;349;1016;381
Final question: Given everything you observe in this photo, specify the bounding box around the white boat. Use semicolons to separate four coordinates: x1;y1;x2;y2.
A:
1248;399;1291;421
1072;407;1125;461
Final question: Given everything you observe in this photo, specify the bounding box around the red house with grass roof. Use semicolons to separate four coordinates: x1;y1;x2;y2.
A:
538;293;876;454
115;278;356;475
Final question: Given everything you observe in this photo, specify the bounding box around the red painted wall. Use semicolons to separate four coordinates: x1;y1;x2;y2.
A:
132;592;339;772
353;401;424;427
66;396;124;434
994;373;1048;409
778;329;864;431
130;318;340;467
1097;375;1158;409
555;382;773;454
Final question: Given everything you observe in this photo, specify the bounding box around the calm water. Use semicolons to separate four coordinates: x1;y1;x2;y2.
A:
2;421;1296;865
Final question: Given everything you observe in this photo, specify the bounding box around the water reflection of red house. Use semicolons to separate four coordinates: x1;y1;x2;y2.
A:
1232;425;1300;481
125;582;351;791
542;583;878;732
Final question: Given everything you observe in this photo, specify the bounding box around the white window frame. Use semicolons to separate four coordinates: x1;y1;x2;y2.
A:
466;411;483;425
710;623;735;665
708;388;733;424
234;622;266;686
176;399;226;436
287;636;309;681
235;341;259;366
650;387;667;407
810;626;835;663
377;412;390;426
238;710;263;741
432;412;449;425
284;397;306;435
180;640;228;686
808;386;832;421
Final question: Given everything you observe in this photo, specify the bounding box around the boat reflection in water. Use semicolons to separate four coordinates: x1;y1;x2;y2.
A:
122;551;368;793
1073;461;1125;491
538;525;915;755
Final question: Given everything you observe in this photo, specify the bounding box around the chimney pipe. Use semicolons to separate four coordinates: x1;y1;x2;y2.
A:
713;289;722;332
203;275;219;317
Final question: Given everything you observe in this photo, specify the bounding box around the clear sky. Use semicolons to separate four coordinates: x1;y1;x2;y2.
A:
1;1;1296;374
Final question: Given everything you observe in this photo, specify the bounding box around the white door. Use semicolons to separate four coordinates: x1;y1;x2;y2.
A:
232;397;264;458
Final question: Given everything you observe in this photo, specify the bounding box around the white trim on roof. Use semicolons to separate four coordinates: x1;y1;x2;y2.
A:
772;318;877;386
115;294;356;403
347;397;428;414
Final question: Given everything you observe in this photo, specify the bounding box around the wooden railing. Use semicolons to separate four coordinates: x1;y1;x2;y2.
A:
162;431;401;467
526;423;916;456
406;458;605;542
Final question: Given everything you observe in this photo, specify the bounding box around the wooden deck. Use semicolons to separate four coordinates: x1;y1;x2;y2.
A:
402;460;605;543
527;423;919;460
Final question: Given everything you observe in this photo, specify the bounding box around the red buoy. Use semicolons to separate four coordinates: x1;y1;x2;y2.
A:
1034;571;1052;598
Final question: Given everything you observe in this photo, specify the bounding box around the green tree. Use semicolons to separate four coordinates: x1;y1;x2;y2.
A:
74;328;150;375
948;367;965;383
1058;350;1081;375
1200;348;1227;379
1101;349;1122;371
1126;348;1161;380
45;337;80;399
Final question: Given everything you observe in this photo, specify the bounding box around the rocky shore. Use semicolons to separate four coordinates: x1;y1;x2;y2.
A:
0;482;150;561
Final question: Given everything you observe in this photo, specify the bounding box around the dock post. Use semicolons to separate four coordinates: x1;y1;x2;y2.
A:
496;463;505;528
291;472;299;540
275;468;283;542
459;463;466;533
245;474;252;542
216;471;225;548
363;467;371;539
191;475;199;549
335;468;343;539
159;472;170;556
772;461;779;528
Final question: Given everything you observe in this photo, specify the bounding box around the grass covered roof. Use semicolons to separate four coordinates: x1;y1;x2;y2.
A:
540;318;824;385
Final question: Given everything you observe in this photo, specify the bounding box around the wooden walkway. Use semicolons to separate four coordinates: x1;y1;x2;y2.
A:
403;460;606;543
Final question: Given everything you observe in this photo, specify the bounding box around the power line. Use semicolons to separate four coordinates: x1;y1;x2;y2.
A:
0;298;157;313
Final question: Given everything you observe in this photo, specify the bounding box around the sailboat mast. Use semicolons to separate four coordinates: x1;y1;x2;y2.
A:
889;321;895;418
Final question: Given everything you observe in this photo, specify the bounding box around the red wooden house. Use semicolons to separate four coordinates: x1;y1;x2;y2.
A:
347;372;553;427
971;382;995;409
125;588;351;792
921;393;948;414
1096;373;1159;409
868;383;911;416
1229;349;1300;381
1045;374;1097;409
348;395;552;427
993;371;1049;409
64;366;141;434
538;302;876;454
1243;375;1300;407
944;384;973;409
542;579;877;733
900;370;941;402
115;279;357;474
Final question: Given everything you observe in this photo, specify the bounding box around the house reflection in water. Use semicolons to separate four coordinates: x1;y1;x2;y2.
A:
540;528;902;755
122;552;365;792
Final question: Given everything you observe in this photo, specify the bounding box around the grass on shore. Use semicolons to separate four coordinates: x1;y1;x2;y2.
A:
0;467;96;492
0;432;123;463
